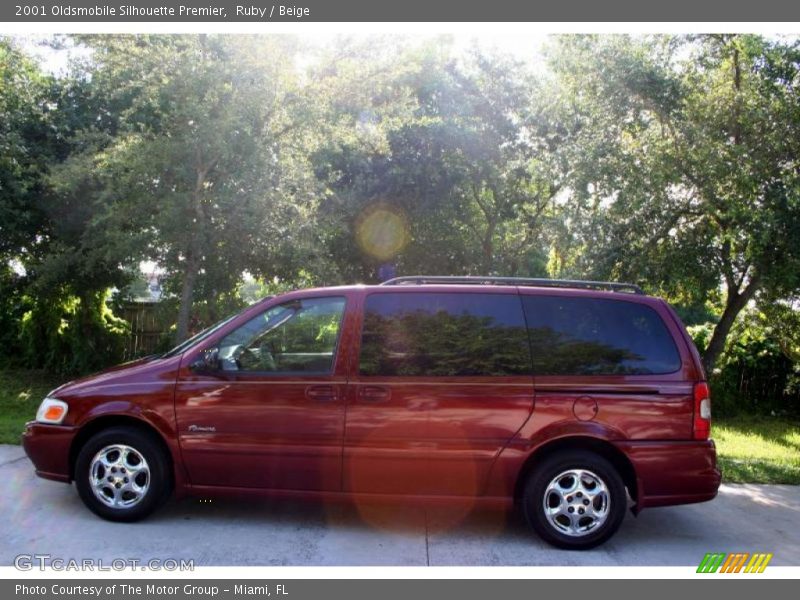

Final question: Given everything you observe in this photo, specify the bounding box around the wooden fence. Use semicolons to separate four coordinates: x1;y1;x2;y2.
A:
120;302;167;359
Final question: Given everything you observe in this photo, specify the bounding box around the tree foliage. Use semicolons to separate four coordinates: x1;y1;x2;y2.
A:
310;40;565;280
548;34;800;370
1;33;799;414
61;35;311;341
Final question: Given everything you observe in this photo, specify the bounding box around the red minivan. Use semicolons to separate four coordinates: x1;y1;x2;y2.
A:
23;276;720;549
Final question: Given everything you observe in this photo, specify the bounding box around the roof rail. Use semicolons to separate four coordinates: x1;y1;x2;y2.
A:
379;275;644;295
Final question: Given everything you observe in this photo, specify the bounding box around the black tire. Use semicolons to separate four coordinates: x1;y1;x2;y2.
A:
522;450;627;550
74;426;171;522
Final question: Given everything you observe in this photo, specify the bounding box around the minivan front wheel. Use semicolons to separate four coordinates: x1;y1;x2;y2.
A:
522;451;627;549
75;427;170;522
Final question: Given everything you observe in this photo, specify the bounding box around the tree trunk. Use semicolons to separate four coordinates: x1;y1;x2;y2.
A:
175;249;198;343
702;276;760;373
174;164;209;343
77;289;101;351
481;218;496;274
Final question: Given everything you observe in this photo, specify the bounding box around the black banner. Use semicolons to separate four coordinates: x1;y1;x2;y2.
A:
4;579;797;600
3;0;800;22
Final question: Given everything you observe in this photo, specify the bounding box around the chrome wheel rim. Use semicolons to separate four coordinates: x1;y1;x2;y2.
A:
542;469;610;537
89;444;150;509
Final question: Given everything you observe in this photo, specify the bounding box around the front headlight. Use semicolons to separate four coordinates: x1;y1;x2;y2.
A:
35;397;69;424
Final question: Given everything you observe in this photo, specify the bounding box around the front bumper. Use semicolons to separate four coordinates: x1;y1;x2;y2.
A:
22;421;77;483
614;439;721;510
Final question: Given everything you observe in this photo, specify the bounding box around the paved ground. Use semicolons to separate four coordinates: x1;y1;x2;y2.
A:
2;444;799;566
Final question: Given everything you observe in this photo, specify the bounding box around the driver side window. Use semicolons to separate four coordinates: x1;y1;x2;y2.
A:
218;296;346;374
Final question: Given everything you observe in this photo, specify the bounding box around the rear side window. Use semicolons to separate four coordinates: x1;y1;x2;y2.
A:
359;292;531;376
522;296;681;376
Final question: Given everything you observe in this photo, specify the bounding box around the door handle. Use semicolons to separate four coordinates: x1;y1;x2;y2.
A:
359;386;390;402
305;385;338;402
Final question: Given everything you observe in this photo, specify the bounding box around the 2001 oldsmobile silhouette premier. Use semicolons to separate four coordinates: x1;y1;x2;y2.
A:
23;276;720;549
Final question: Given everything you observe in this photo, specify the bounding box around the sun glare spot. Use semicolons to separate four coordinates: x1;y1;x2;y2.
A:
355;203;409;261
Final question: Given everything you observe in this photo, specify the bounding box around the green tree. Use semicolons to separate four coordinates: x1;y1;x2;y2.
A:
550;34;800;371
70;35;309;341
0;39;51;361
311;40;565;280
0;38;55;264
0;38;133;374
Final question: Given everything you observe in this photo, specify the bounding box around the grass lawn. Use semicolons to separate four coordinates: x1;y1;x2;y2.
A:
714;417;800;485
1;369;798;484
0;369;64;445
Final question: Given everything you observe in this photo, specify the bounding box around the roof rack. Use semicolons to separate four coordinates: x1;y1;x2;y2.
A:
379;275;644;295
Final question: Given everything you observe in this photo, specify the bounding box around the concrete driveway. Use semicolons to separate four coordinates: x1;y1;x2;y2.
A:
2;444;798;566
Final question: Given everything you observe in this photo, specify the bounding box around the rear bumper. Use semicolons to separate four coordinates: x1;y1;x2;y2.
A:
614;439;721;510
21;421;77;483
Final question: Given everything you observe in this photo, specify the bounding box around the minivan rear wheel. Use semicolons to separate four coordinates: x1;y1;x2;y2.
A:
75;426;170;522
522;450;627;549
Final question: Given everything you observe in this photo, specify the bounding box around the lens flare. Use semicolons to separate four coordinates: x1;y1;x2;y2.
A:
354;203;409;261
348;419;481;534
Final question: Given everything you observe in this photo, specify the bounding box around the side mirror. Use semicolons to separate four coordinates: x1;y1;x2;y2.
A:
189;348;221;373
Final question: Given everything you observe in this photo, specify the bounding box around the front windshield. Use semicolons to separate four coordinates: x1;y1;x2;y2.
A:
161;297;274;358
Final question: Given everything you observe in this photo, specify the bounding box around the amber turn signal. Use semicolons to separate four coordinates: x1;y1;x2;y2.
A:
35;397;69;424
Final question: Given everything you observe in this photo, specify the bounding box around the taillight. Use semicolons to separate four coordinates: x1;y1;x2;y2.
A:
693;381;711;440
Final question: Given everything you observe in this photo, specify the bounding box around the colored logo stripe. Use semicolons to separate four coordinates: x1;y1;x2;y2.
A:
745;553;773;573
697;553;772;573
697;553;725;573
720;553;749;573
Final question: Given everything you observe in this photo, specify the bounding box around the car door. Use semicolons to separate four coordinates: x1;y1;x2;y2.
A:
174;292;354;491
343;288;535;497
